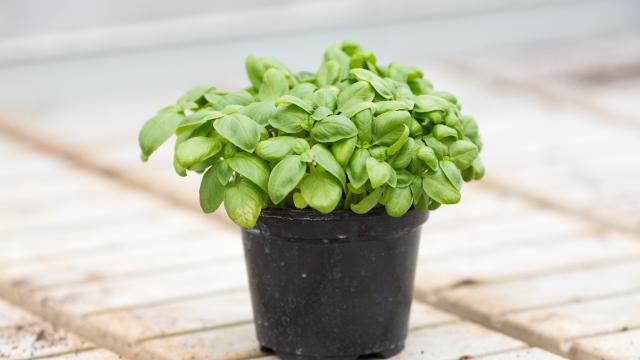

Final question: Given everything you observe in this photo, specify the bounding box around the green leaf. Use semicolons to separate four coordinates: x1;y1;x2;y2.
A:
323;44;350;80
275;95;313;113
408;78;433;95
388;137;416;169
432;91;458;105
352;109;373;144
441;160;462;191
224;179;263;228
139;110;183;160
366;157;396;188
417;145;438;170
177;86;210;110
311;106;333;121
424;136;448;159
423;167;460;204
175;136;222;169
290;82;317;98
409;176;429;211
449;140;479;169
433;124;458;140
384;186;413;217
213;114;262;153
217;91;254;109
241;101;276;126
350;68;393;99
258;68;288;101
310;115;357;143
245;55;265;89
199;164;225;213
228;153;270;191
395;170;414;188
300;172;342;213
340;101;376;118
347;148;369;189
312;88;337;110
337;81;374;112
269;106;307;133
177;109;224;133
350;188;383;214
472;157;485;180
310;144;346;187
413;95;450;113
255;136;297;161
373;111;411;145
268;155;306;204
387;125;410;155
374;100;411;115
216;159;233;185
331;136;357;166
293;192;308;209
316;60;340;87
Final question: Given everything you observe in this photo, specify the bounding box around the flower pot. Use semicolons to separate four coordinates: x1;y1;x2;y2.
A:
241;207;429;360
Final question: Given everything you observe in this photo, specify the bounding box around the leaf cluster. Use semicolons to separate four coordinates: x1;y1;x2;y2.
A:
139;41;484;228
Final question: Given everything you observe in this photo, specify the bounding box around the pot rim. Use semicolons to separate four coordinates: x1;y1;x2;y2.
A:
259;206;427;222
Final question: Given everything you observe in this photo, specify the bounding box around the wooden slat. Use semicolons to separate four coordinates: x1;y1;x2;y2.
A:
43;349;124;359
478;348;566;359
0;299;36;329
0;322;92;360
571;329;640;360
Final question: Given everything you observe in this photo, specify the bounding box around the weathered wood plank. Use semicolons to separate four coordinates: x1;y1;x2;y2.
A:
0;299;37;329
43;349;124;359
430;261;640;331
416;232;640;291
478;348;566;359
571;329;640;360
0;322;92;360
500;293;640;355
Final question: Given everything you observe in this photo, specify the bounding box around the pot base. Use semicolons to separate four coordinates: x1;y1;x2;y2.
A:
260;343;405;360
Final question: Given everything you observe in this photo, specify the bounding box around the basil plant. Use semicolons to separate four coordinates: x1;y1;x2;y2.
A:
138;41;484;228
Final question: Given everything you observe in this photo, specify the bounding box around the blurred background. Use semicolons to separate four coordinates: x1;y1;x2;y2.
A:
1;1;640;358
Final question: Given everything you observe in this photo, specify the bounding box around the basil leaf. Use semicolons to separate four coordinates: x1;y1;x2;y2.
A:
310;115;357;143
395;170;414;188
268;155;306;204
337;81;374;112
316;60;341;87
175;136;222;169
323;44;350;80
217;91;254;109
310;144;346;188
347;148;369;189
388;137;416;169
413;95;450;113
228;153;270;192
449;140;479;169
366;157;396;188
224;179;263;228
275;95;313;113
417;145;438;170
177;109;224;133
350;68;393;99
331;136;357;166
216;159;233;185
423;167;460;204
340;101;376;118
387;125;410;155
139;109;183;160
300;172;342;214
352;109;373;144
290;82;317;98
270;106;307;133
245;55;265;89
432;91;458;105
424;136;448;159
408;78;433;95
472;157;485;180
374;100;411;115
384;186;413;217
373;111;411;145
213;114;262;153
350;188;383;214
293;192;308;209
311;106;333;121
441;160;462;191
433;124;458;140
461;115;480;138
255;136;298;161
177;86;210;110
409;176;429;211
258;68;288;101
241;101;276;126
312;88;337;110
199;164;225;213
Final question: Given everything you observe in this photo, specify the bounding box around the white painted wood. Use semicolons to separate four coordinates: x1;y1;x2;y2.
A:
44;349;124;359
416;233;640;292
0;322;91;359
571;329;640;360
431;261;640;324
29;263;248;315
478;348;566;359
0;299;37;329
396;322;525;359
500;293;640;355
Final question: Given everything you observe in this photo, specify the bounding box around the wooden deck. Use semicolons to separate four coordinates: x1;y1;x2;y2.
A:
1;35;639;359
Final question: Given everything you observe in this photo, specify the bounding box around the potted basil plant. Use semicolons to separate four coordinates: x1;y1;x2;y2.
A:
139;41;484;360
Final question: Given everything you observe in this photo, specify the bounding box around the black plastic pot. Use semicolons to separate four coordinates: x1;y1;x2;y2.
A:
241;208;429;360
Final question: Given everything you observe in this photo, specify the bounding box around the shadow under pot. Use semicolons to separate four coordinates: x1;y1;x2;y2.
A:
241;207;429;360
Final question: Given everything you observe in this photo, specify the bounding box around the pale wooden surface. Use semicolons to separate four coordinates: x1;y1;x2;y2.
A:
1;34;639;359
